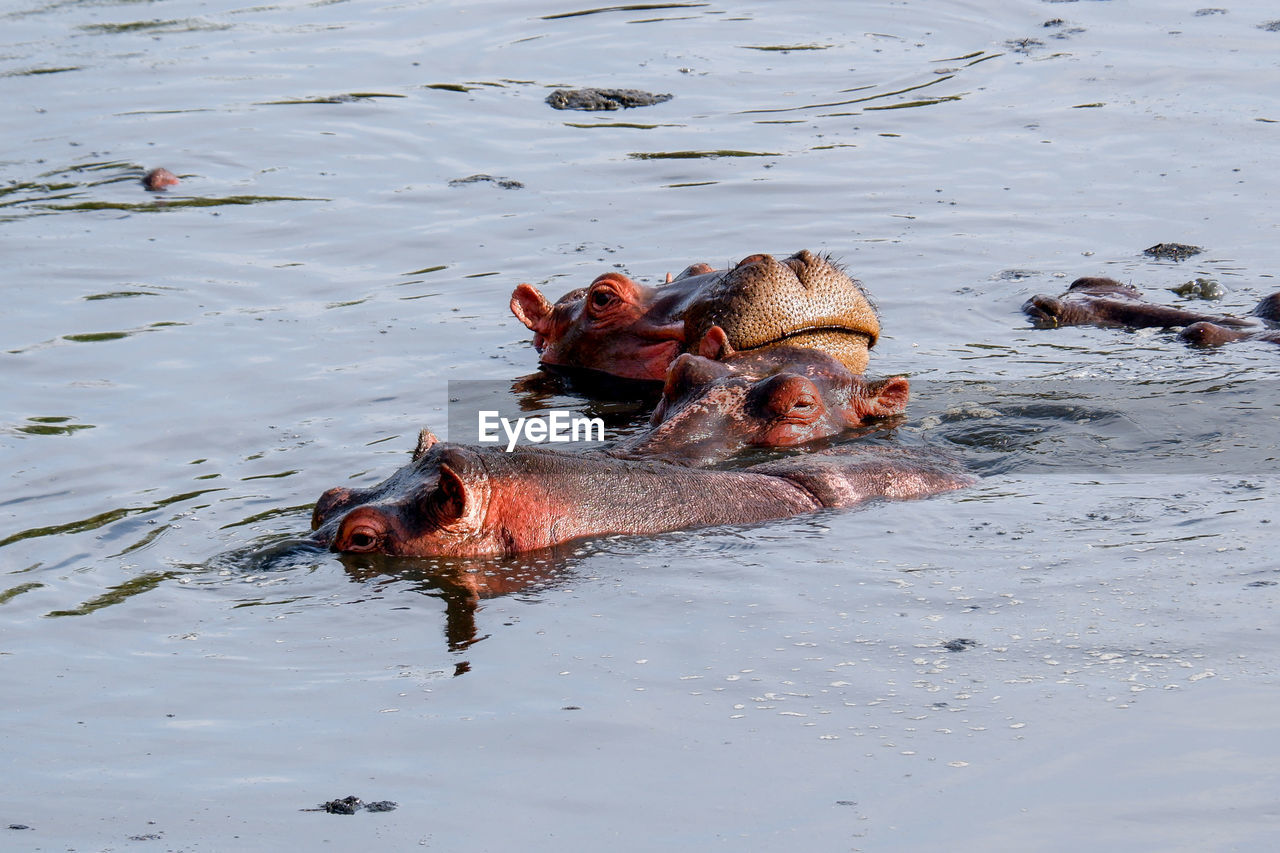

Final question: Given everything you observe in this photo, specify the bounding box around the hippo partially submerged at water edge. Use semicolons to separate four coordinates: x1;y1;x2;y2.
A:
608;343;910;466
1023;277;1280;347
510;250;881;380
310;429;971;557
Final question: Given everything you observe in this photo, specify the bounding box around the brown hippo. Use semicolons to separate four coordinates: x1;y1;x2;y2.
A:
310;429;971;557
608;340;910;466
510;250;881;380
1023;277;1274;332
1180;293;1280;347
1180;323;1280;347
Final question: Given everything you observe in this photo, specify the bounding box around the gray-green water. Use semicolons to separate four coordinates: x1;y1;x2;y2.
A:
3;1;1279;849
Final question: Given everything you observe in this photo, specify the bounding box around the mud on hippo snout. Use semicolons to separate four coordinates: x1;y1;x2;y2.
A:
510;250;881;381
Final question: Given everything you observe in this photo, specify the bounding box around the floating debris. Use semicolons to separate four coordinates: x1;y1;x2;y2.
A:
305;796;398;815
546;88;673;111
260;92;406;104
1006;37;1045;53
741;44;832;52
542;4;709;21
1144;242;1204;261
1169;278;1225;300
448;174;524;189
629;150;776;159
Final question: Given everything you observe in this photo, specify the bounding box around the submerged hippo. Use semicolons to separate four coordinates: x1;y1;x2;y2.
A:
1180;322;1280;347
1023;277;1276;332
142;167;179;191
310;429;971;557
510;250;881;380
1179;292;1280;347
609;341;910;466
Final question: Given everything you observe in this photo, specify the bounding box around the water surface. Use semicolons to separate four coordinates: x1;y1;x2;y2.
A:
3;1;1280;849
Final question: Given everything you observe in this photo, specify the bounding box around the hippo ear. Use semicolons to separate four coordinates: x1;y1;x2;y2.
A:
670;262;715;282
510;284;553;333
413;428;440;460
850;376;911;422
434;461;471;522
695;325;736;360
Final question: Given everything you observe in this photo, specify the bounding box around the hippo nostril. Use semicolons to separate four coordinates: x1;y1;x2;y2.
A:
312;487;354;530
734;253;769;269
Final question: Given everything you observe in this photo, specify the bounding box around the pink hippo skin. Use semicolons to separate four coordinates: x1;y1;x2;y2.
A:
143;168;180;191
609;340;910;466
310;429;971;557
510;250;882;380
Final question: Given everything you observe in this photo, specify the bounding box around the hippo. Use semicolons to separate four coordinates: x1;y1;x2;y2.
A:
310;429;971;557
143;168;179;191
608;342;910;466
1180;322;1280;348
1180;292;1280;347
1023;277;1274;332
510;250;881;381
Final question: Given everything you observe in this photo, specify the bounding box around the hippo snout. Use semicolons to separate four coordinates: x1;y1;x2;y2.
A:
312;486;356;530
1022;295;1064;328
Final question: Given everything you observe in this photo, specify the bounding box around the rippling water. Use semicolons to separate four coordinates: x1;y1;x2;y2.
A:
3;1;1280;849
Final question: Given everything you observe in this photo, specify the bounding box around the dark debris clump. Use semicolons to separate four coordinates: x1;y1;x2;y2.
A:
307;795;399;815
1143;242;1204;261
546;88;673;111
449;174;524;189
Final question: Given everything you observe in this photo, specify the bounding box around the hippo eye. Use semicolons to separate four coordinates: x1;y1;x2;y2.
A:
339;522;384;553
590;288;616;310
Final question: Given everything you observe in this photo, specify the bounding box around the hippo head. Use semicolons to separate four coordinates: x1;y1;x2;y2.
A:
611;342;909;466
510;270;688;381
511;250;880;380
1180;321;1263;347
1022;277;1146;329
311;430;506;557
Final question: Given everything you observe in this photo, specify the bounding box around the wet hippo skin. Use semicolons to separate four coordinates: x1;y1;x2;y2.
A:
310;430;971;558
608;343;910;467
1023;277;1280;347
511;250;882;380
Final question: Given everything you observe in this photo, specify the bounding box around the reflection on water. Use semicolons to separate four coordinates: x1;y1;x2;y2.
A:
208;533;578;656
339;551;572;652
